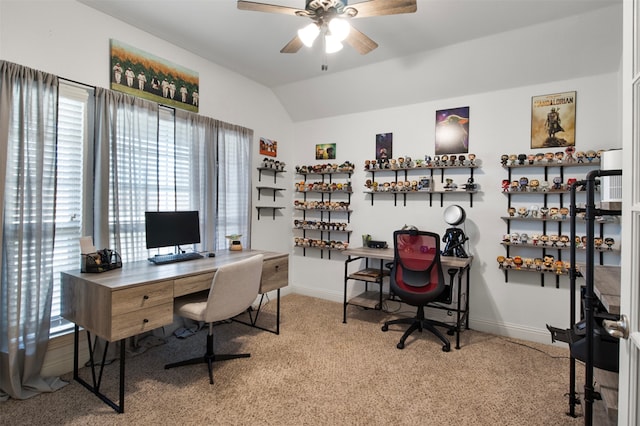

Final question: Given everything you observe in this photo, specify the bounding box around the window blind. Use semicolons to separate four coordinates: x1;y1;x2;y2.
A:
49;83;91;333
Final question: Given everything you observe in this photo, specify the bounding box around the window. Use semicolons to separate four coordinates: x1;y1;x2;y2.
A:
50;82;93;334
48;83;252;334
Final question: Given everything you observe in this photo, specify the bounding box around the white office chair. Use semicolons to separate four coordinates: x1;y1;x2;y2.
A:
165;254;264;384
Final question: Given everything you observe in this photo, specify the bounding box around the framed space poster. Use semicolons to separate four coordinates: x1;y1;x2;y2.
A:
110;39;199;113
435;107;469;155
530;91;576;149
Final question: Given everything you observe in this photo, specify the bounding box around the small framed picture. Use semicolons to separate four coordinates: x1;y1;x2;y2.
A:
418;176;432;192
376;133;392;162
315;143;336;160
259;137;277;157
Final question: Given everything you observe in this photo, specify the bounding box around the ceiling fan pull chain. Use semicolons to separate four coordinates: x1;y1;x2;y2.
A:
322;34;329;71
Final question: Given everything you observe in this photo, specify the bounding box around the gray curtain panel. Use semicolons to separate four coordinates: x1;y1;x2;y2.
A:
0;60;67;400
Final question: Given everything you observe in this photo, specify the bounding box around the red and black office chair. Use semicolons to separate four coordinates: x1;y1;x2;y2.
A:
381;229;455;351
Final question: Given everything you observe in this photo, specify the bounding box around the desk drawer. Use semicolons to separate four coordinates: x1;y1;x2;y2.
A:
261;256;289;293
111;302;173;341
174;272;215;297
112;280;173;316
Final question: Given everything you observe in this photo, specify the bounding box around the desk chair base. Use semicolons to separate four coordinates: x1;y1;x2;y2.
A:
164;325;250;384
382;306;453;352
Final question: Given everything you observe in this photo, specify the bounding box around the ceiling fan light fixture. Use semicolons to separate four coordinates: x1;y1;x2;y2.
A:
328;17;350;42
324;34;343;54
298;23;320;47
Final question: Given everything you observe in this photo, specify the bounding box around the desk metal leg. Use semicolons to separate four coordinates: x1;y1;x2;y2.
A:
456;267;463;350
234;289;282;335
343;256;350;323
73;324;125;413
465;265;471;331
455;265;471;350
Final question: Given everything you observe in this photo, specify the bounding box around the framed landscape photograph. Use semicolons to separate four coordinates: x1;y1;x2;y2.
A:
110;39;199;112
531;91;576;149
435;106;469;155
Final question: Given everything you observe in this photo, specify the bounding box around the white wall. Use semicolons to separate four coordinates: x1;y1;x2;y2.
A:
291;72;621;343
0;0;295;255
0;1;622;345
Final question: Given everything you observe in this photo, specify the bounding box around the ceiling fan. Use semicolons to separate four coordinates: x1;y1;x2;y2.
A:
237;1;417;68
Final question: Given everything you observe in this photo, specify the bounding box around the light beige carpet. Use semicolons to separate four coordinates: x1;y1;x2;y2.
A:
2;294;586;425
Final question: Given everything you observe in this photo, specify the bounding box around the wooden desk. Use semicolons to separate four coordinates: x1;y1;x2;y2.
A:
342;247;472;349
61;249;288;413
591;265;621;315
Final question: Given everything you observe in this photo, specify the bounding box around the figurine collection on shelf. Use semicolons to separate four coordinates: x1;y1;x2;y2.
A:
501;233;616;250
363;153;478;170
296;180;352;192
293;200;350;211
500;147;603;167
293;219;348;231
363;177;432;192
506;205;571;219
295;161;355;174
293;237;349;250
496;254;574;275
260;157;285;171
500;176;593;193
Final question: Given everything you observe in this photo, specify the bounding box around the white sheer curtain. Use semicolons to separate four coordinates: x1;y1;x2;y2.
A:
175;110;216;250
94;88;252;258
0;61;66;400
216;122;253;249
93;87;159;261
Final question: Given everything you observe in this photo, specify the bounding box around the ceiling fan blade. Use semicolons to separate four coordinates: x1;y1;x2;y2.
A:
345;27;378;55
280;35;304;54
349;0;417;18
237;1;303;16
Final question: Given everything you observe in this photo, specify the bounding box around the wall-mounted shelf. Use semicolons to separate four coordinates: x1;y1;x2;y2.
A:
364;164;479;207
255;206;284;220
257;166;286;184
498;155;618;288
256;167;286;220
293;165;353;259
256;186;286;202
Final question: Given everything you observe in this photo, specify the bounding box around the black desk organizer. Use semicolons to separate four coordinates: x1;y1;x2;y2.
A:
81;249;122;273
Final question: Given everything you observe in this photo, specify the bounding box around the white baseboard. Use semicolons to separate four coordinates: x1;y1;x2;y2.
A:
469;317;560;346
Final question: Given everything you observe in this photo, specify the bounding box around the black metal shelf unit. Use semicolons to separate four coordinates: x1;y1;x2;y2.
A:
293;169;353;259
499;160;609;287
567;169;622;424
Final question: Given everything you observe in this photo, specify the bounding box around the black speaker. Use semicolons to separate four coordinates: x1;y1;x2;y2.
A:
368;240;388;249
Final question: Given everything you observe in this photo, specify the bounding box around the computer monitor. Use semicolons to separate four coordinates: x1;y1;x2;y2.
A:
145;211;201;250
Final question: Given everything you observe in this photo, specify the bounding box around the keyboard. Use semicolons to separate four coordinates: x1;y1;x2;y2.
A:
148;251;203;265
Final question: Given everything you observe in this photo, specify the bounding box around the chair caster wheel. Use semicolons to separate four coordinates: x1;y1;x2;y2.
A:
397;342;405;349
381;324;388;332
442;345;450;352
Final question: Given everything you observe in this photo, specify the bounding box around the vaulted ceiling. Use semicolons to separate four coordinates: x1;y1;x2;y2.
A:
78;0;621;121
